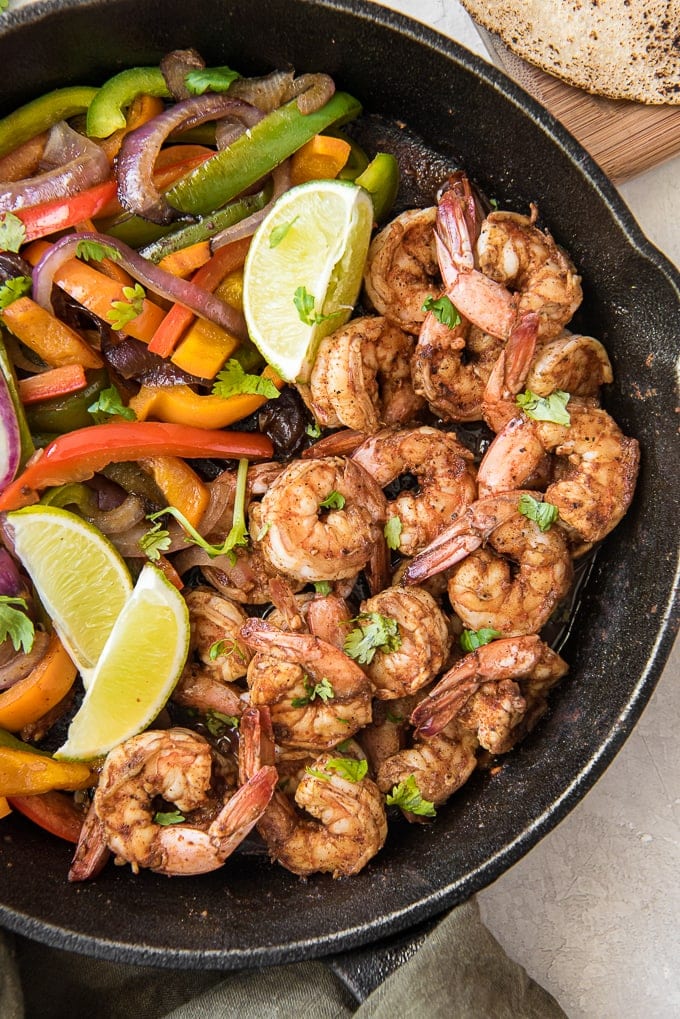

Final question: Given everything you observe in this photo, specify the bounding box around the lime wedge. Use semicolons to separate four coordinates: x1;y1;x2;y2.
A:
55;564;190;761
5;505;133;684
242;179;374;383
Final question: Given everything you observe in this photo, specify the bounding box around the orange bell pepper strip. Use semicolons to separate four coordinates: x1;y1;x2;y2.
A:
1;296;104;369
6;790;84;842
0;796;10;818
170;318;239;380
158;240;212;278
130;367;284;430
290;133;351;186
139;455;210;530
98;93;166;164
148;236;251;357
0;420;273;511
0;634;77;732
0;747;94;796
17;364;88;406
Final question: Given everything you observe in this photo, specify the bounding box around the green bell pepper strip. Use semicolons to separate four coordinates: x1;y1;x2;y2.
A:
0;334;34;467
165;91;363;218
86;67;171;138
355;153;400;223
24;368;109;436
0;86;99;159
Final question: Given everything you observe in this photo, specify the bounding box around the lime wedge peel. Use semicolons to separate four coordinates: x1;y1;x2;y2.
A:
242;179;374;384
55;564;190;762
5;505;133;686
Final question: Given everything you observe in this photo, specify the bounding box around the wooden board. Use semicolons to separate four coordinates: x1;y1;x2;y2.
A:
478;27;680;183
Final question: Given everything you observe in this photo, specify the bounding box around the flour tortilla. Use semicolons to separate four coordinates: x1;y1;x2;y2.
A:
460;0;680;104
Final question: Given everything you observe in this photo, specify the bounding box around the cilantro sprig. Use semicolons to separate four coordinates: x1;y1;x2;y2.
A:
516;389;571;426
386;775;436;817
0;213;25;253
421;294;461;328
269;217;298;248
208;638;247;664
154;810;185;826
107;283;146;331
291;676;334;708
0;276;31;311
306;757;368;784
212;359;280;400
517;493;559;532
138;519;172;562
204;709;240;735
384;516;402;551
460;627;501;653
319;490;345;511
344;612;401;665
88;385;136;423
0;596;35;653
76;239;122;263
293;285;342;327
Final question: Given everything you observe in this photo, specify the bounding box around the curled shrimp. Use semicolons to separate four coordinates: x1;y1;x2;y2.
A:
354;586;451;700
253;455;386;583
241;617;372;749
240;706;387;877
476;405;640;548
363;207;439;333
436;176;582;342
352;426;477;557
308;315;424;433
93;728;276;876
376;719;479;809
404;492;573;637
410;635;568;740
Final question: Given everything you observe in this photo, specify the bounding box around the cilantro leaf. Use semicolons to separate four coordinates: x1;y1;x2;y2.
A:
386;775;436;817
76;239;122;263
212;359;280;400
138;519;171;562
325;757;368;783
517;493;559;532
386;710;403;724
269;216;299;248
313;580;332;595
293;285;341;327
0;0;10;13
516;388;571;426
344;612;402;665
305;420;322;439
460;627;502;653
154;810;185;826
184;65;240;96
204;709;240;736
384;515;402;550
107;283;146;331
421;294;461;328
0;213;25;253
291;676;335;708
305;766;330;782
88;385;136;423
0;596;34;653
319;490;345;511
0;275;31;311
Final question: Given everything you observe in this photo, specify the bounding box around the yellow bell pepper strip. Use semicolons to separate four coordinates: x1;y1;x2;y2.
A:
289;133;352;185
1;296;104;369
86;67;171;138
170;318;239;380
129;368;284;430
138;456;210;530
0;86;99;158
166;91;362;217
17;364;89;406
0;420;273;511
0;746;94;795
0;633;77;732
355;153;400;223
0;796;10;817
7;790;85;841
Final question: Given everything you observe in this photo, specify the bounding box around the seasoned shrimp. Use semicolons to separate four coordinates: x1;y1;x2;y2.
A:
266;578;352;649
436;177;582;342
410;635;568;741
352;426;477;557
240;706;387;877
93;728;276;876
308;315;424;433
172;588;250;717
241;618;372;749
254;456;386;583
476;405;640;547
403;493;573;636
376;719;479;809
354;587;451;700
363;207;439;333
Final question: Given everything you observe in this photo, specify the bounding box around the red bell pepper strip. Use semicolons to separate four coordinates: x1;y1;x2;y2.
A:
7;790;85;842
15;179;119;243
0;421;273;510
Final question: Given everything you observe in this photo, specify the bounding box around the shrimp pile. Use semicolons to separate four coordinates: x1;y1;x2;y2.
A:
20;169;638;884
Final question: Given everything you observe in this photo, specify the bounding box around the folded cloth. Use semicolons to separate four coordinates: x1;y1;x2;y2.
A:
0;897;566;1018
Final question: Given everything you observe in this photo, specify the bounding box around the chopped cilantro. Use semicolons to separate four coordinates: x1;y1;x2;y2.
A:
0;213;25;253
319;490;345;511
208;638;247;664
460;627;502;653
384;515;402;550
269;216;299;248
204;710;240;736
517;493;559;532
212;359;280;400
325;757;368;783
421;294;461;328
0;275;31;311
291;676;335;708
516;388;571;426
107;283;146;331
305;420;322;439
76;239;122;263
88;385;136;423
138;519;171;562
154;810;185;826
313;580;332;595
386;775;436;817
293;285;341;327
344;612;401;665
0;596;34;653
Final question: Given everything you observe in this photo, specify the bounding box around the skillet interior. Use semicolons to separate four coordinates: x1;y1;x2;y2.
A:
0;0;677;968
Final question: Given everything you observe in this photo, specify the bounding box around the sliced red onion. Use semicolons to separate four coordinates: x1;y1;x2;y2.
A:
0;122;110;212
32;230;248;341
0;630;50;691
116;94;263;225
228;70;334;115
288;73;336;114
0;548;22;597
0;372;21;493
211;159;291;251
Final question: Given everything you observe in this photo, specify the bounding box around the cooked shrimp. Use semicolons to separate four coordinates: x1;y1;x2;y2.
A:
241;618;372;749
354;587;451;700
240;705;387;877
376;719;479;808
308;315;424;433
93;728;276;876
403;492;573;636
410;635;568;741
266;578;352;649
352;426;477;557
254;456;386;583
476;405;640;547
436;177;582;342
363;207;439;333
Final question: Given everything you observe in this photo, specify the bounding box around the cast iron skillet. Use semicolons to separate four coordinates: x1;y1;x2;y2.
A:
0;0;678;972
